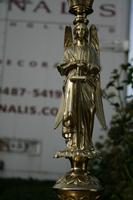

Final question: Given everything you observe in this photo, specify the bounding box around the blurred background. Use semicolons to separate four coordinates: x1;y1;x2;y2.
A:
0;0;132;199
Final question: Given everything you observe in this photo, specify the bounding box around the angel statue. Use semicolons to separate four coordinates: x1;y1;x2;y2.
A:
55;22;106;153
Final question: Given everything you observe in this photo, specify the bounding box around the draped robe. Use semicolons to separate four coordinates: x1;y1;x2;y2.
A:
55;44;106;150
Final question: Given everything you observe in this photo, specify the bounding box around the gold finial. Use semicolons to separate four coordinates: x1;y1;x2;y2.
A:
67;0;94;15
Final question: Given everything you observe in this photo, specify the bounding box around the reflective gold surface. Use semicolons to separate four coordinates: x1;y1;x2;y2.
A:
54;0;105;199
55;9;106;159
67;0;94;14
55;190;102;200
54;158;103;192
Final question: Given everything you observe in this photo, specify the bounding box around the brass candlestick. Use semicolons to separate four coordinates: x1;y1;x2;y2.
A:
54;1;106;199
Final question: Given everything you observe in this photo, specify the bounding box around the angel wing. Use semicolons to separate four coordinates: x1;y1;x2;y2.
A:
89;25;107;129
95;80;107;130
89;24;100;56
54;93;65;129
64;26;73;50
54;27;73;129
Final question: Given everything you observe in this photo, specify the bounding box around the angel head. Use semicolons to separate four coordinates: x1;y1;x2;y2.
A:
74;23;89;42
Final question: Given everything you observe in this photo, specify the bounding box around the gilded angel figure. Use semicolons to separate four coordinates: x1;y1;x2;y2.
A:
55;22;106;152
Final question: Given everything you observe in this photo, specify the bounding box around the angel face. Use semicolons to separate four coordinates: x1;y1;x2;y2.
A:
74;24;88;41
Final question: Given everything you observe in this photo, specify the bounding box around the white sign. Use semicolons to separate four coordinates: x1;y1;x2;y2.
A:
0;0;130;179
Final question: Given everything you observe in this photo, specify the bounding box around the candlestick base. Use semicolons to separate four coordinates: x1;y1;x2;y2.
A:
54;188;102;200
54;158;103;200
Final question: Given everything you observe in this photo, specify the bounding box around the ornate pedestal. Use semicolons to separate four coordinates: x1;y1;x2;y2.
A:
54;157;103;200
